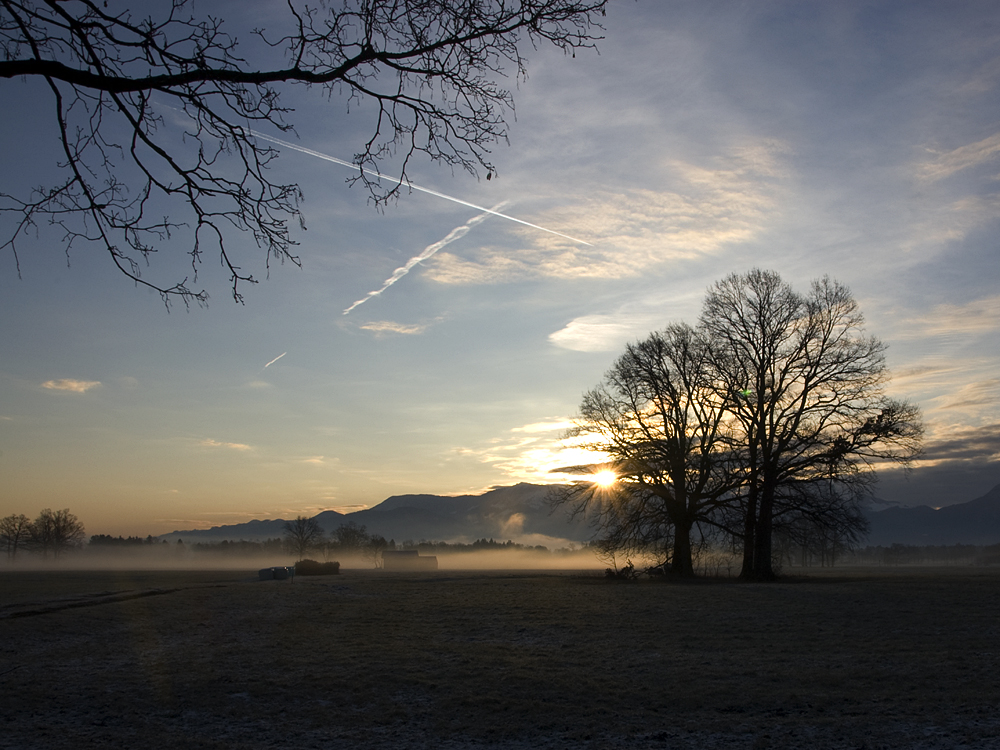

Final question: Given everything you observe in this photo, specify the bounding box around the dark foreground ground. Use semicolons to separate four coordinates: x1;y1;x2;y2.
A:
1;567;999;749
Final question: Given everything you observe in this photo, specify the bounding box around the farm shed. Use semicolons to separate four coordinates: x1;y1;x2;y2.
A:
383;550;438;571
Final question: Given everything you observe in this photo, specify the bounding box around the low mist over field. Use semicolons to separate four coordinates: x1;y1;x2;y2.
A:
2;544;605;572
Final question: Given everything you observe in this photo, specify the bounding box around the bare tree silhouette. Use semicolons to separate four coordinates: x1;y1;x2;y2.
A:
553;324;740;577
0;513;32;561
29;508;85;558
701;270;924;580
283;515;324;559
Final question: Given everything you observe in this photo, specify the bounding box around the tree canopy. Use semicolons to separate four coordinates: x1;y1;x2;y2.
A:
0;0;606;304
556;324;739;576
556;270;923;580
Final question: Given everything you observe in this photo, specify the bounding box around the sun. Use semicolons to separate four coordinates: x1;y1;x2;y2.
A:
592;470;617;488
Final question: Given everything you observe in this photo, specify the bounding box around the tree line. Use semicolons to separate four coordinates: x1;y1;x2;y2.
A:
0;509;85;560
554;269;923;581
283;518;389;566
282;519;580;567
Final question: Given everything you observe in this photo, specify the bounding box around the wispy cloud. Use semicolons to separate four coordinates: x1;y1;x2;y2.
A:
920;423;1000;463
895;295;1000;339
426;142;786;284
919;132;1000;182
198;438;253;451
936;380;1000;412
300;455;339;466
454;420;609;484
511;420;576;434
41;379;101;393
344;203;508;314
359;320;431;335
548;313;663;353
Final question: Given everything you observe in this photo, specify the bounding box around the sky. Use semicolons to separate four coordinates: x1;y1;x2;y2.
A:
1;0;999;537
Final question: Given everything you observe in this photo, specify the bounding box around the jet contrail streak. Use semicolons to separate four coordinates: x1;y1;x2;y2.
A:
252;132;593;247
343;203;507;315
264;352;287;368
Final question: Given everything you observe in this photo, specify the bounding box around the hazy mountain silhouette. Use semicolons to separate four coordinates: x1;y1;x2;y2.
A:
349;483;592;542
865;483;1000;545
160;484;591;544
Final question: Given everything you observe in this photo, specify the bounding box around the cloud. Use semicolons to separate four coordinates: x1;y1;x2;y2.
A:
500;512;526;537
918;132;1000;182
300;455;338;466
454;420;610;485
936;380;1000;412
41;379;101;393
895;295;1000;339
876;423;1000;506
198;438;252;451
425;142;786;285
919;423;1000;463
359;320;431;335
511;420;576;434
548;313;663;353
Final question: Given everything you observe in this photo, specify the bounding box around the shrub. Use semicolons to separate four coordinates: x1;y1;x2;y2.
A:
605;561;638;580
295;559;340;576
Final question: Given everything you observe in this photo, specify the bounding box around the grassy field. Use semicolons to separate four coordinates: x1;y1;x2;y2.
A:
1;567;999;749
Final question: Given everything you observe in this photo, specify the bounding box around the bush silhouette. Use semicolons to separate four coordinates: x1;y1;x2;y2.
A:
295;559;340;576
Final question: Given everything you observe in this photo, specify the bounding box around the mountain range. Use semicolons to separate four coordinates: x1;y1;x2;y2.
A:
159;482;1000;548
864;483;1000;546
160;483;593;545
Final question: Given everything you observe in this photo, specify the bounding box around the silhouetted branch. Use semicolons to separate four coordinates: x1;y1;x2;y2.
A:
1;0;606;305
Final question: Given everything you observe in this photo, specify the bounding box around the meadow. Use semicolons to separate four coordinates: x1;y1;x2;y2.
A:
1;566;999;749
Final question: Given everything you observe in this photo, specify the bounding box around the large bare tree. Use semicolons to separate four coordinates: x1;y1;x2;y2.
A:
283;515;325;559
0;513;32;560
701;269;923;580
29;507;86;557
554;324;740;577
0;0;606;304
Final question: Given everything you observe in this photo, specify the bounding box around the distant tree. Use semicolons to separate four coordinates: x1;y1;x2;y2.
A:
331;521;371;550
364;534;389;568
0;514;33;561
0;0;606;304
30;508;86;557
282;515;324;559
700;269;923;580
89;534;146;546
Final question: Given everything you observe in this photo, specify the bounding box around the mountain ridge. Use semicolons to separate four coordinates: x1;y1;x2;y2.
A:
159;483;592;545
158;482;1000;547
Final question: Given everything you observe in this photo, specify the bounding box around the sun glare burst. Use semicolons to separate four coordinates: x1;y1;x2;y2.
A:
592;470;617;488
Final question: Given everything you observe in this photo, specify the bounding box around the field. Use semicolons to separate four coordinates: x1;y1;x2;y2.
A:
2;567;999;749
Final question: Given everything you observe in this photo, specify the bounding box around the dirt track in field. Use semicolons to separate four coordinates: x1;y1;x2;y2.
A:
1;567;999;749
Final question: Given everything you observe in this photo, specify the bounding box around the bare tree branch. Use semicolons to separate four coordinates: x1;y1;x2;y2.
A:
0;0;606;305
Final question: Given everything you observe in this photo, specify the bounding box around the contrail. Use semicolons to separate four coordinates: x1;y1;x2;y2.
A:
264;352;287;368
252;132;593;247
343;203;507;315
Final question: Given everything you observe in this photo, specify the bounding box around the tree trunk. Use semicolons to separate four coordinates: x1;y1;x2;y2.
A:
752;486;776;580
739;485;757;579
671;520;695;577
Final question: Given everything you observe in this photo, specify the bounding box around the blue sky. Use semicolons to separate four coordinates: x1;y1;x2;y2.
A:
1;0;999;536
